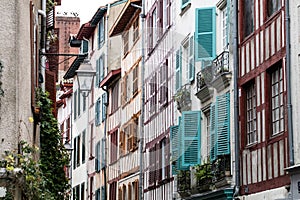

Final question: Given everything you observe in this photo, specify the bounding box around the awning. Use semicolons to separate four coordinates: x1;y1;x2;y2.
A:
76;23;95;40
109;0;141;37
63;54;87;79
100;68;121;88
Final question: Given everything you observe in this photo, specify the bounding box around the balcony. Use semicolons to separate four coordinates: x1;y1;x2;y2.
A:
174;84;191;112
195;65;214;103
210;51;232;92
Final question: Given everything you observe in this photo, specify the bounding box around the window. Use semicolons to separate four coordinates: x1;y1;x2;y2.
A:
96;55;105;87
101;138;106;169
98;17;105;49
90;123;94;158
102;93;107;122
222;7;228;49
109;182;117;200
125;119;138;152
81;40;88;53
110;131;118;163
181;0;190;9
66;117;70;142
83;94;86;112
132;181;139;200
159;60;168;105
122;31;129;55
152;8;157;45
205;112;211;158
82;130;86;164
175;49;182;91
195;7;216;60
101;186;105;200
76;135;81;167
164;0;171;29
119;131;126;156
95;98;101;126
74;90;77;120
95;141;100;172
81;183;85;200
246;82;257;144
121;75;128;105
243;0;254;38
132;66;139;95
133;17;139;43
111;82;119;113
149;73;157;114
270;64;284;136
267;0;281;17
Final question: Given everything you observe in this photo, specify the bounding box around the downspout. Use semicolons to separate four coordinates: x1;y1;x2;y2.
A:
232;0;240;197
139;0;146;199
38;0;46;90
285;0;294;166
104;4;110;200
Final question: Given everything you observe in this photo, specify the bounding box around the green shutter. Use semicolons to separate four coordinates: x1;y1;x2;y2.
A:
216;92;230;155
95;98;101;126
171;125;180;175
101;138;105;169
101;186;105;200
95;142;100;171
180;111;201;169
189;35;195;82
195;7;216;61
175;49;182;91
102;93;107;122
181;0;190;9
210;103;216;161
96;59;99;88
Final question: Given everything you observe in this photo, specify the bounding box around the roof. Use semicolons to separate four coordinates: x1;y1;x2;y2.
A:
90;6;107;26
109;0;141;37
100;68;121;88
63;54;87;79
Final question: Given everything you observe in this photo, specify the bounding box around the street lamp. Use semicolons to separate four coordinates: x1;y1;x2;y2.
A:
76;59;96;97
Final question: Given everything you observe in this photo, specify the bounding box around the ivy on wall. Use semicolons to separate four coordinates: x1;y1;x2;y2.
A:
0;89;70;200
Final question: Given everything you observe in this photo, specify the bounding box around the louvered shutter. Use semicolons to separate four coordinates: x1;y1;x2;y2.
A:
95;142;100;171
96;59;99;88
216;92;230;155
102;93;107;121
101;186;105;200
82;40;88;53
210;103;216;161
165;137;170;179
189;35;195;82
101;138;105;169
100;56;105;82
195;7;216;61
180;111;201;169
175;49;182;91
170;125;179;175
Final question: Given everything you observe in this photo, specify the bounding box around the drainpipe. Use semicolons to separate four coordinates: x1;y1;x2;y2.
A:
232;0;240;197
139;0;146;199
285;0;294;166
104;4;110;200
38;0;47;90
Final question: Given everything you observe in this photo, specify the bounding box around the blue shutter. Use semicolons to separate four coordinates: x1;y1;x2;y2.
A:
210;103;216;161
82;40;88;53
102;93;107;122
95;98;101;126
175;49;182;91
96;59;99;88
170;125;180;175
98;21;101;49
101;186;105;200
216;92;230;155
100;55;105;83
181;0;190;9
180;111;201;169
95;142;100;172
195;7;216;61
101;138;105;169
189;35;195;82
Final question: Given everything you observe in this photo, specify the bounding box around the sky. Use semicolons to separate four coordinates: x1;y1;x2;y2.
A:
56;0;115;24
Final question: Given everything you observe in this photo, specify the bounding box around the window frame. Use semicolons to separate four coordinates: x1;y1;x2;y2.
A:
245;81;257;145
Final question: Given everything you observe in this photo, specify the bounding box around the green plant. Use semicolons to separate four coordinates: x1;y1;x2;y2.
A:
195;161;213;182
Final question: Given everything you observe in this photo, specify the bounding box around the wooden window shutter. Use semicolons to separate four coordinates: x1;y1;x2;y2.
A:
101;186;105;200
95;58;99;87
175;49;182;91
95;141;100;172
45;70;57;116
102;93;107;122
118;187;122;200
101;138;105;169
180;111;201;169
170;124;180;175
188;35;195;82
134;180;139;200
195;7;216;61
216;92;230;155
128;183;132;200
165;137;170;179
210;103;216;161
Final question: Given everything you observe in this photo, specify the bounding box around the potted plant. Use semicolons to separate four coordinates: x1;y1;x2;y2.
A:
194;162;213;192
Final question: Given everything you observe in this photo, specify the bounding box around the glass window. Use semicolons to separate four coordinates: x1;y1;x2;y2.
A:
246;82;257;144
267;0;281;17
243;0;254;38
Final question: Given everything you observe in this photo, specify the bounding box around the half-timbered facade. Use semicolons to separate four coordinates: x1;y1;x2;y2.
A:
108;0;142;199
171;0;235;199
238;0;290;199
143;0;174;199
